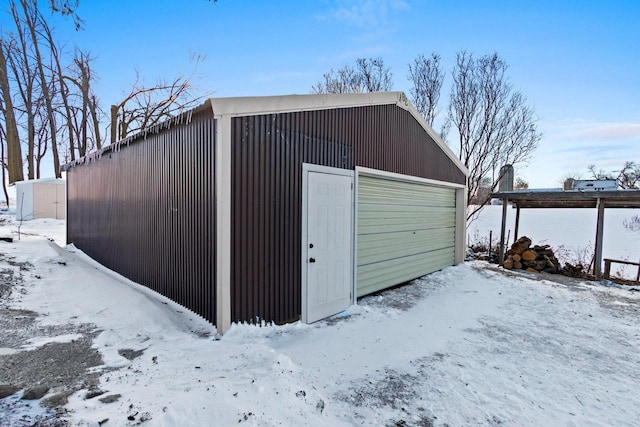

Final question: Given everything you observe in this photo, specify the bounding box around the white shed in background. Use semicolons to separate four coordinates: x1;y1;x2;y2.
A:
15;178;66;221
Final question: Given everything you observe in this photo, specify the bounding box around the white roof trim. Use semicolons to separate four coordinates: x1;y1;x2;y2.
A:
15;178;65;186
356;166;466;189
209;92;403;117
207;92;468;176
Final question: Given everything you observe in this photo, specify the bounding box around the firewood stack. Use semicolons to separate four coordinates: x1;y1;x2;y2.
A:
562;262;585;277
503;236;561;273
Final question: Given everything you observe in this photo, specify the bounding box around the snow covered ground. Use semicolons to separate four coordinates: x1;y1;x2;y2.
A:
0;208;639;426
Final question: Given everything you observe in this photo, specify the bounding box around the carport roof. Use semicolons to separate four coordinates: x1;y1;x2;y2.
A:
491;188;640;279
491;189;640;209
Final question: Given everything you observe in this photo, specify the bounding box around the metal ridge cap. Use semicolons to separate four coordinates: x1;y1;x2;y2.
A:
208;92;404;117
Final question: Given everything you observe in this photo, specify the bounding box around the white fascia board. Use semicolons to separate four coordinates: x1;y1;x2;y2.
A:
215;114;232;334
207;92;403;117
207;92;468;178
454;187;467;264
300;164;310;324
356;166;466;189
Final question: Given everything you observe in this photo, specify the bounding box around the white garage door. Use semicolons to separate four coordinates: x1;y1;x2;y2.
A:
356;174;457;297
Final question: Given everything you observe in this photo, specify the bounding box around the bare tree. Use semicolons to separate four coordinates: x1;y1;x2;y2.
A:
37;15;83;162
0;39;24;183
588;161;639;189
44;22;103;161
618;162;640;189
587;164;612;180
19;0;62;178
48;0;217;29
312;57;393;94
469;175;493;205
7;0;100;174
33;105;48;177
61;50;102;156
111;58;208;143
0;125;11;205
557;171;583;188
312;65;362;94
48;0;83;29
447;51;541;220
7;0;42;179
1;0;212;183
356;58;392;92
514;177;529;190
52;42;78;161
407;53;444;126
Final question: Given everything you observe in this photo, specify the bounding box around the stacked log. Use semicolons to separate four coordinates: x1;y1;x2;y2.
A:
563;262;584;277
503;236;561;273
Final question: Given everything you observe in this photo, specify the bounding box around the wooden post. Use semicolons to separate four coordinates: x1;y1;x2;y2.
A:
594;198;605;279
603;259;611;279
514;206;521;244
110;105;119;144
488;230;492;261
498;199;508;264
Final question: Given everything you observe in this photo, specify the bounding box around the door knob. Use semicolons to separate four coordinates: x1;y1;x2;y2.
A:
309;258;316;263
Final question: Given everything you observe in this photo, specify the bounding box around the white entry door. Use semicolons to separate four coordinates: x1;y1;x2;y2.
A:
303;167;354;323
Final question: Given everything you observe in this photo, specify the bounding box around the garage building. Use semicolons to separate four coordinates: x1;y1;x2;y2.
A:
64;92;468;333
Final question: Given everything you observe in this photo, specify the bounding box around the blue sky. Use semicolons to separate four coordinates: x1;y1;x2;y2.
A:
7;0;640;187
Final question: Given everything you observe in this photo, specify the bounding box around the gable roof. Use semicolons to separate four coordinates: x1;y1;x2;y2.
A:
206;92;467;176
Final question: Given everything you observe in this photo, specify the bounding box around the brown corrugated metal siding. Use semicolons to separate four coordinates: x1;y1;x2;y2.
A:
231;111;353;324
352;105;465;185
66;109;217;324
230;104;464;325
